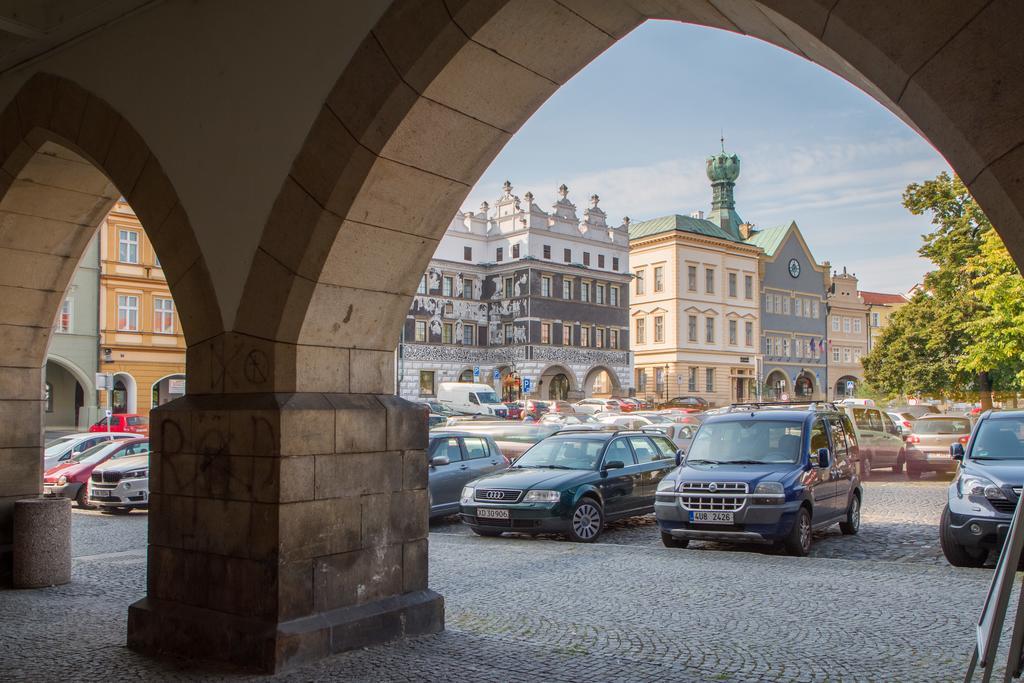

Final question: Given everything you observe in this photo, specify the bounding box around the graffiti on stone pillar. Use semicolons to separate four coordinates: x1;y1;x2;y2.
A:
243;349;269;384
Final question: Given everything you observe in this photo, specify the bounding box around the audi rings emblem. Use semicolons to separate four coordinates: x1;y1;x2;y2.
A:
708;483;718;493
484;491;505;500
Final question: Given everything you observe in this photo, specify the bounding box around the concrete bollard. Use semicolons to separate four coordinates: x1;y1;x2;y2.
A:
13;497;71;588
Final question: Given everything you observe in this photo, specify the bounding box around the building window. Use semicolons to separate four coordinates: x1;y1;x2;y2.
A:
543;244;551;259
496;247;503;262
442;276;453;297
854;348;862;362
687;265;697;291
745;321;753;347
795;338;803;358
612;257;619;271
56;298;72;333
580;326;590;347
635;270;646;295
442;323;453;344
596;328;605;348
803;299;811;317
766;293;774;313
844;347;852;363
705;268;715;294
688;315;697;342
512;244;520;259
463;323;475;346
503;323;514;344
812;301;820;319
610;329;618;349
44;381;53;413
843;317;851;333
705;368;715;392
832;347;840;362
654;266;664;292
419;371;435;397
118;229;139;264
541;322;551;344
463;278;474;299
444;304;453;320
504;277;513;298
832;316;840;331
636;318;645;344
728;319;737;345
414;320;426;342
744;275;753;299
655;367;665;394
794;298;802;317
728;272;737;298
598;254;605;269
581;282;590;302
564;248;571;263
853;319;863;334
464;246;472;261
153;297;175;334
417;276;427;294
541;276;552;297
596;284;605;305
562;280;572;299
783;338;790;357
654;316;664;343
117;294;139;331
688;367;698;392
583;252;590;266
782;297;790;315
637;369;647;393
562;323;572;346
609;286;618;307
871;312;880;327
705;317;714;343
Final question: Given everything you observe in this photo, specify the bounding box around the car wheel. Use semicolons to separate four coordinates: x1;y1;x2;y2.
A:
661;531;689;549
75;486;91;509
892;452;905;474
905;467;922;481
940;505;987;568
784;507;812;557
840;494;861;535
471;528;502;537
567;498;604;543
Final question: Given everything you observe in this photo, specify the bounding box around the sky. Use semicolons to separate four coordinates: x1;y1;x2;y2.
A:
462;20;952;294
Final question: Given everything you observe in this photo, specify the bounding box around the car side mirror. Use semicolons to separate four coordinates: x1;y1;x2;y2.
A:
675;450;684;467
430;455;450;467
950;443;965;461
603;460;624;471
816;447;831;469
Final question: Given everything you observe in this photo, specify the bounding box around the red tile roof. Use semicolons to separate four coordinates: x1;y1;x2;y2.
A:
859;290;908;305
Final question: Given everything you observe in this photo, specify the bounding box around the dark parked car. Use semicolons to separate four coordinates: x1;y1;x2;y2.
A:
658;396;709;412
427;431;507;519
459;429;679;542
940;410;1024;567
655;402;862;556
905;415;971;479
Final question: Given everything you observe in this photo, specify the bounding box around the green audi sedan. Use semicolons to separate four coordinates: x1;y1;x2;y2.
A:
459;428;682;542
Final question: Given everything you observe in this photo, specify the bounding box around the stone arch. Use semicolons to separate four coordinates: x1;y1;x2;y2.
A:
584;365;622;398
150;372;187;409
835;375;859;399
765;369;789;400
45;353;97;429
538;363;577;401
794;370;817;399
111;371;138;414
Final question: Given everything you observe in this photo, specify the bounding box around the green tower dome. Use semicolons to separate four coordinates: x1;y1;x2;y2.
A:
706;150;740;183
705;140;743;239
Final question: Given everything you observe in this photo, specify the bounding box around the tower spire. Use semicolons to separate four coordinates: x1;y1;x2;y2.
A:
706;140;743;239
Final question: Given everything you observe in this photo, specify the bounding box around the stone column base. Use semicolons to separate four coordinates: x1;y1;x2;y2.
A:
127;589;444;673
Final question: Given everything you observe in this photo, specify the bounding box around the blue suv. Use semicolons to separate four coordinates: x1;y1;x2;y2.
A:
940;410;1024;567
655;402;863;556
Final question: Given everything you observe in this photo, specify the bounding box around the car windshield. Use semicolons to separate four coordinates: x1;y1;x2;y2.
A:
687;420;804;465
515;437;606;470
44;436;77;454
970;418;1024;460
69;442;114;465
914;418;971;435
475;390;502;405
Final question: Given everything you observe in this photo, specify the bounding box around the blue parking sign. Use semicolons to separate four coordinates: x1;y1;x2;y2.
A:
473;366;480;380
522;378;532;393
493;368;500;380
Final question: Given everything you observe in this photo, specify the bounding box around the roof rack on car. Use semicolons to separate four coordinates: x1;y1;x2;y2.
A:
726;401;838;413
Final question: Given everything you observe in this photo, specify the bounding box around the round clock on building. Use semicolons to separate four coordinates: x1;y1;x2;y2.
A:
788;258;801;278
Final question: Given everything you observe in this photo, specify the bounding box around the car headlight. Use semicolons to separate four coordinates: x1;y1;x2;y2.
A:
460;487;475;505
122;469;148;480
960;474;1005;499
754;482;784;495
523;490;560;503
57;475;67;486
656;478;676;492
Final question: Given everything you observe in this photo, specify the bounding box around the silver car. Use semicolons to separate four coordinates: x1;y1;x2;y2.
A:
89;451;151;513
428;431;508;518
43;432;136;471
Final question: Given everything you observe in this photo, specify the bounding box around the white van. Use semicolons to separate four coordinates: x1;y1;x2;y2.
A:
436;382;508;418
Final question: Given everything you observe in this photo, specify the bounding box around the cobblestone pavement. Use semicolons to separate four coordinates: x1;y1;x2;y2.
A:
1;475;1006;682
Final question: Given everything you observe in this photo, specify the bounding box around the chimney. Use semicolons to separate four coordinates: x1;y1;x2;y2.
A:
689;210;704;220
738;222;754;239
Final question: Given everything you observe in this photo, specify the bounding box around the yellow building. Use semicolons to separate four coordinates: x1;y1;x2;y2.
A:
861;290;909;351
97;200;186;415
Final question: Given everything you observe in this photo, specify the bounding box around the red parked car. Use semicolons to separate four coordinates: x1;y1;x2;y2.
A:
504;402;523;420
43;437;150;507
89;413;149;435
610;398;636;412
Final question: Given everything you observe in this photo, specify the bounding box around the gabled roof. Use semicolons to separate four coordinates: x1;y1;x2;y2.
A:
628;213;742;243
742;224;789;256
859;290;908;305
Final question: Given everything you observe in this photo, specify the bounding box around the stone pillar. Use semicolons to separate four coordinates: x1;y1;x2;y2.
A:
13;497;71;587
127;335;442;673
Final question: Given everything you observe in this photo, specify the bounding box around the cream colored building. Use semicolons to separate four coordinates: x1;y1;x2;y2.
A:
826;267;869;398
630;148;761;406
861;290;909;351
